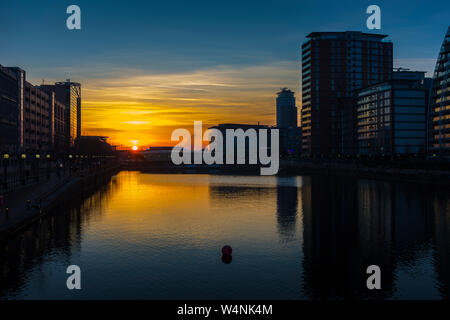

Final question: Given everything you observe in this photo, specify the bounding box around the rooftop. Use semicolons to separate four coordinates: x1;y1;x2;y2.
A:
211;123;269;129
306;31;388;40
277;87;295;95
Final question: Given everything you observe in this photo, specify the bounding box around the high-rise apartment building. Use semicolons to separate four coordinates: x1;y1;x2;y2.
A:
301;31;393;157
429;26;450;158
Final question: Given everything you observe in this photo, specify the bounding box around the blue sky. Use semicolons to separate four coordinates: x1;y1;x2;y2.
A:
1;0;449;77
0;0;449;146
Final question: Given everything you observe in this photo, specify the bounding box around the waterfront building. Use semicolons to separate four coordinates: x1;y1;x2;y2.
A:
355;70;429;156
41;80;81;148
75;135;113;155
1;65;52;152
208;123;271;164
0;65;20;152
0;64;69;153
301;31;393;157
275;88;301;156
22;81;51;152
429;26;450;158
141;146;176;164
279;126;302;157
48;91;66;152
276;88;297;128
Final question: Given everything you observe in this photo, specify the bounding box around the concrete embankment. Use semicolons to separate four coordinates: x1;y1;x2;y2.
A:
123;161;450;185
0;165;119;242
279;162;450;185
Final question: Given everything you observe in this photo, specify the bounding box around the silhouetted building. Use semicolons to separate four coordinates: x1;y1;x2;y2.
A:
0;65;68;153
48;91;66;152
275;89;301;156
0;64;72;153
0;65;20;152
429;26;450;158
142;147;177;164
208;123;272;164
279;127;302;157
41;80;81;148
276;88;297;128
22;81;51;151
355;70;429;156
75;136;113;155
301;31;393;157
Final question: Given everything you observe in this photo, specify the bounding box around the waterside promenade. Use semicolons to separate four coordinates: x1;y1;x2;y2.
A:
0;162;119;241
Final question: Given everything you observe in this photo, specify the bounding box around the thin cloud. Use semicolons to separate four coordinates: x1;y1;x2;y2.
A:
81;61;300;147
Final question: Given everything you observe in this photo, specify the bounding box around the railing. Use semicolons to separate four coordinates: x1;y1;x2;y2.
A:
0;166;58;194
0;160;117;195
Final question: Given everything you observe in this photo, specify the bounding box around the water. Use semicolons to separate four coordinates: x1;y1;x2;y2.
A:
0;171;449;299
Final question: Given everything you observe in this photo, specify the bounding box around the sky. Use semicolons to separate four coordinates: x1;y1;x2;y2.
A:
1;0;449;147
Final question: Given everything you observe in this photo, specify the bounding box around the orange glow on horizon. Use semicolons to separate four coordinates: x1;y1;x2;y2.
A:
80;62;300;147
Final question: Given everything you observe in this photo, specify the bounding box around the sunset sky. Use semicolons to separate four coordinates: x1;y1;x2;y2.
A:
1;0;449;147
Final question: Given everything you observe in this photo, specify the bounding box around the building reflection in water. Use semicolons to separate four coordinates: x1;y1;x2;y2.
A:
0;175;118;298
300;175;389;299
432;190;450;299
276;177;299;243
301;175;450;299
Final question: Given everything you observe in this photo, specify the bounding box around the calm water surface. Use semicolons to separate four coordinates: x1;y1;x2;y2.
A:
0;172;449;299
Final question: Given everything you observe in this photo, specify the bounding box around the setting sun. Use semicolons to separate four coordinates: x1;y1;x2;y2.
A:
132;145;138;151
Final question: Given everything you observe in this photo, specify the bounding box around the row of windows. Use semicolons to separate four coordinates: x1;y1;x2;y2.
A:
25;119;49;127
433;115;450;121
24;138;49;144
25;130;49;135
357;137;426;144
433;123;450;130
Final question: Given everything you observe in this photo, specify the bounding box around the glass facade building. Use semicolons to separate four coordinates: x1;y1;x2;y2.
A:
301;31;393;157
429;26;450;158
355;71;429;156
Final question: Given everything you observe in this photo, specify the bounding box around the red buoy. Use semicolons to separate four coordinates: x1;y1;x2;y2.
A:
222;245;232;256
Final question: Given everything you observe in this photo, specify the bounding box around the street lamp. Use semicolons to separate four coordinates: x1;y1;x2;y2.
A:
46;154;51;179
35;154;40;181
2;154;9;190
20;154;26;185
